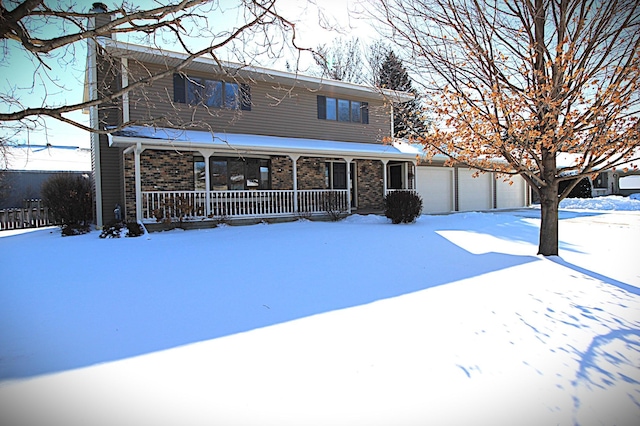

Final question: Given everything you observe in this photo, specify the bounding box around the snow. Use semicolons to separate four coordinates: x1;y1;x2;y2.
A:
110;126;417;159
560;194;640;210
3;145;91;172
1;196;639;426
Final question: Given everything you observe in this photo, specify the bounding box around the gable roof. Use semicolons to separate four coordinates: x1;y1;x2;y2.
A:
96;38;414;103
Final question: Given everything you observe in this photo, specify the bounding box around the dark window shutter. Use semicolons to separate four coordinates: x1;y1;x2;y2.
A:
317;96;326;120
240;83;251;111
173;73;186;103
361;102;369;124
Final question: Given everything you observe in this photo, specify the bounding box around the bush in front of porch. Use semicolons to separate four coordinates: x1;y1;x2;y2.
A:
384;191;423;224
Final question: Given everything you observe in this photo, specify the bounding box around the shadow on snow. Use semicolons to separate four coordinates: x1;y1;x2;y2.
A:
0;213;564;380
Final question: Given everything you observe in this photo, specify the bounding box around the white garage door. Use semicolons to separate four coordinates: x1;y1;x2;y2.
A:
416;166;454;214
496;175;526;209
458;169;492;211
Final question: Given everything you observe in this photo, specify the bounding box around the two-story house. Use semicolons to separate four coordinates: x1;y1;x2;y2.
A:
87;24;418;228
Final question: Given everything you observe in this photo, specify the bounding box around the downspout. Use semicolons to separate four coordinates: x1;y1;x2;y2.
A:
390;103;394;139
134;142;143;222
121;58;129;124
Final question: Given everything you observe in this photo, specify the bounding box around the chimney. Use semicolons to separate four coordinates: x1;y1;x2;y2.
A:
90;3;112;37
90;3;108;14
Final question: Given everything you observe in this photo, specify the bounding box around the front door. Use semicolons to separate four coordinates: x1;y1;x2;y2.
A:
328;162;357;208
389;164;403;189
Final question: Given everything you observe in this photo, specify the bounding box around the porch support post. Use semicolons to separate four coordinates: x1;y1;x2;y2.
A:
289;154;300;213
382;159;389;197
199;149;214;218
344;157;353;214
404;161;410;190
410;159;417;190
134;142;143;222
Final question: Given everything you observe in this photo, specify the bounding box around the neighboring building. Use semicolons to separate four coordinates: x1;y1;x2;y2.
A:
0;144;91;209
87;7;418;227
592;169;640;197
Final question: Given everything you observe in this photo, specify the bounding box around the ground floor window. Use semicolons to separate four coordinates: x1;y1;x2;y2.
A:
325;162;347;189
194;158;206;190
195;156;271;190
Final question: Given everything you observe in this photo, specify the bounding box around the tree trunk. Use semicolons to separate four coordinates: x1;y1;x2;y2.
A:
538;182;560;256
537;145;560;256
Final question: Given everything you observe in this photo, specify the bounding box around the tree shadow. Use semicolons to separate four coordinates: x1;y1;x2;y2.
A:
571;329;640;426
549;257;640;297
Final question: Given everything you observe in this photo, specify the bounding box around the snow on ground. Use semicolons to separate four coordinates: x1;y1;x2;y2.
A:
0;196;639;426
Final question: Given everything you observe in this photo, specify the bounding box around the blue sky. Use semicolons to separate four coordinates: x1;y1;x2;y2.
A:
1;0;374;149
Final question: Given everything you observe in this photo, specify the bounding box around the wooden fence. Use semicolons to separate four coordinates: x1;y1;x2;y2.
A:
0;199;57;231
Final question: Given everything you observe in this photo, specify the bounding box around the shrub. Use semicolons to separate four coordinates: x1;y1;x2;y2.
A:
41;174;93;235
322;191;344;221
559;177;592;198
384;191;423;224
99;221;145;238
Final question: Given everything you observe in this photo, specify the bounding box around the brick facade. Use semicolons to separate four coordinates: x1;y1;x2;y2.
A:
297;157;327;189
356;159;384;211
271;156;292;190
123;150;392;220
123;150;195;220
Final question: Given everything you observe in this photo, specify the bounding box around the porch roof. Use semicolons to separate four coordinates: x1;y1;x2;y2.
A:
108;126;421;161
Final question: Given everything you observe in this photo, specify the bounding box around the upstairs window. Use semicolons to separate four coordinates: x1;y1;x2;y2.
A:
317;96;368;124
174;74;251;111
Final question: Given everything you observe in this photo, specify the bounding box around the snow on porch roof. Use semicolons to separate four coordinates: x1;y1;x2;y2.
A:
108;126;421;161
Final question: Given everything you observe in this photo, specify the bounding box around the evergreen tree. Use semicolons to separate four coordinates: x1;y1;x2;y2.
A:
378;51;425;138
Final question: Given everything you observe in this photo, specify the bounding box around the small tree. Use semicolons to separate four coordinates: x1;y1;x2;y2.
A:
377;50;426;138
41;174;93;235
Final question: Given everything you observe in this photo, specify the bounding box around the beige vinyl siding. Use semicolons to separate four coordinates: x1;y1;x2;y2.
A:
97;137;123;223
126;61;391;144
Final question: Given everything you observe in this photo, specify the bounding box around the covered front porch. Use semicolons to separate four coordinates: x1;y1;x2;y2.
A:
109;127;419;223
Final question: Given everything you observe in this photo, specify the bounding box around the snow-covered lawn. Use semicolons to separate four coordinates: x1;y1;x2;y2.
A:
1;196;639;426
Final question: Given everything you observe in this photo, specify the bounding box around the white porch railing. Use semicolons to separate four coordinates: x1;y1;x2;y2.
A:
142;189;349;221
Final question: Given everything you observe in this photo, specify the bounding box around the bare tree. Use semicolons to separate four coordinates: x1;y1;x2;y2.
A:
365;39;390;87
312;37;364;83
372;0;640;255
0;0;307;146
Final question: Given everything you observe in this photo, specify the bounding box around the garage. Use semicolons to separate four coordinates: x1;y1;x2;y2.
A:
457;168;492;211
414;164;530;213
415;166;454;214
496;176;527;209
